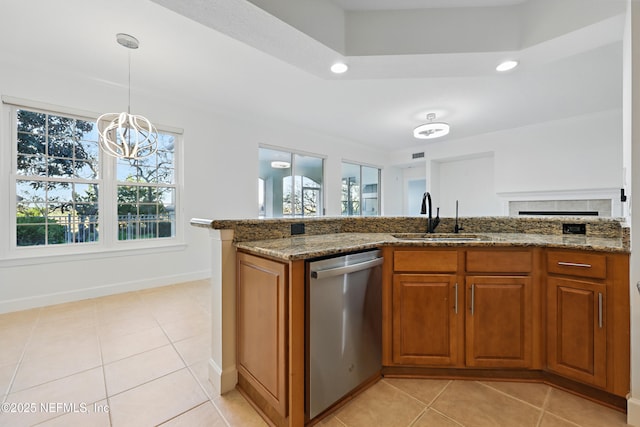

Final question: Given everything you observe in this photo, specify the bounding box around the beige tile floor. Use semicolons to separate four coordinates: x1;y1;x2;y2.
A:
0;280;632;427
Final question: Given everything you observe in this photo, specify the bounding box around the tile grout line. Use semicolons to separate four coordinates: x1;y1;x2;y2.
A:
155;401;214;426
90;298;113;427
30;301;109;427
95;298;115;427
476;380;548;411
185;363;235;427
331;414;349;427
419;380;466;427
101;289;168;426
539;393;584;427
3;307;42;402
427;407;466;427
135;287;220;427
154;325;213;426
406;408;428;427
426;379;454;407
375;378;455;427
534;385;552;427
381;377;453;408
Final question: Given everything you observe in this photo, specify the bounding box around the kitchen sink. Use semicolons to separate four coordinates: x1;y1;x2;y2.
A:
391;233;491;242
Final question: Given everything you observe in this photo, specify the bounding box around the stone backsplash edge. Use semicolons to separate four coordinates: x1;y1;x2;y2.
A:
191;216;626;242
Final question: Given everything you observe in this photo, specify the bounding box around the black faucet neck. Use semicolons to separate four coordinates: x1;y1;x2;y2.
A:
426;192;439;233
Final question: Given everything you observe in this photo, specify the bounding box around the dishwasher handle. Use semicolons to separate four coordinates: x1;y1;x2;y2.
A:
310;257;383;280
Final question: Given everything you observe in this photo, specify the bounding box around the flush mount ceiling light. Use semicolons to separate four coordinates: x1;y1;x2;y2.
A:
330;62;348;74
496;60;519;72
97;33;158;160
271;161;291;169
413;113;450;139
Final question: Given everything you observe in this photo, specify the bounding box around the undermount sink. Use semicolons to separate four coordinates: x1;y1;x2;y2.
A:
392;233;491;242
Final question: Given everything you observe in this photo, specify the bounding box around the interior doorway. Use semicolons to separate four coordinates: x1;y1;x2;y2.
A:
406;178;426;216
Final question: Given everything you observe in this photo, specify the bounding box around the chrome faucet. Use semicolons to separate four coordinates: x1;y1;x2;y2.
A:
420;192;440;233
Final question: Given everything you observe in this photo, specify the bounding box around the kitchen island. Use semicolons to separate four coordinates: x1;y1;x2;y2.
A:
191;216;630;426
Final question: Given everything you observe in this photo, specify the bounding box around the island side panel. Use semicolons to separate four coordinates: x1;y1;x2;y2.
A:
381;246;394;366
289;259;306;426
209;229;238;394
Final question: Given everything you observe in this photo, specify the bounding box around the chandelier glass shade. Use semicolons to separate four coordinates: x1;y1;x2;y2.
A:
413;113;450;139
97;33;158;160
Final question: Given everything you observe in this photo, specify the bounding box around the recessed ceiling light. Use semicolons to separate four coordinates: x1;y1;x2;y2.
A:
330;62;348;74
496;60;519;72
271;161;290;169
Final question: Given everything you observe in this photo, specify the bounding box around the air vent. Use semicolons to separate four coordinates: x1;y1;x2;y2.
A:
412;152;425;159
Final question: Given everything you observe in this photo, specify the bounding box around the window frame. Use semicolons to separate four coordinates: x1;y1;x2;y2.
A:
1;98;184;263
341;161;382;217
258;145;326;218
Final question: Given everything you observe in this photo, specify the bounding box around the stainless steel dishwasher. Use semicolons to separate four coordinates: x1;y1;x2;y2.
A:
307;249;383;419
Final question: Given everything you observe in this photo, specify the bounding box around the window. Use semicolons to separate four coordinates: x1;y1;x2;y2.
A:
9;103;180;251
116;134;176;240
259;147;324;218
341;162;380;216
15;109;100;247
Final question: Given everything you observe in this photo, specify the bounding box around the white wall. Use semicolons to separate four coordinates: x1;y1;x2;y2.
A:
624;1;640;424
0;56;387;313
431;153;502;217
420;109;623;216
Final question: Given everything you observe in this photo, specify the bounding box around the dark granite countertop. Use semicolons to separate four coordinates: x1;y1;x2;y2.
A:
234;232;628;261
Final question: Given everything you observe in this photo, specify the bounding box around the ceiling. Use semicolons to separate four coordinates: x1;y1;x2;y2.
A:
330;0;527;10
0;0;627;156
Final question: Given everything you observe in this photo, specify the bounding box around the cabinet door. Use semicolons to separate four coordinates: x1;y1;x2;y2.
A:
466;276;532;368
547;277;607;388
237;252;288;416
392;274;461;366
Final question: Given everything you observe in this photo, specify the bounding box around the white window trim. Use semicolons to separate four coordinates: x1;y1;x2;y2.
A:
341;160;382;217
259;144;327;217
1;97;185;261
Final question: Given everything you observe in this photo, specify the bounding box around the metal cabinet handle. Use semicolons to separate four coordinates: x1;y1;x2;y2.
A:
598;292;603;328
454;283;458;314
470;284;475;315
557;261;592;268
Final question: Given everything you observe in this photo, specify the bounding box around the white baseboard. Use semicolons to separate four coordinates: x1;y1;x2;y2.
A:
628;396;640;427
208;358;237;395
0;270;211;314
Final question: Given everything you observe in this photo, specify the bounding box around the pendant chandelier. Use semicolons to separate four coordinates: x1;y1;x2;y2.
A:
97;33;158;160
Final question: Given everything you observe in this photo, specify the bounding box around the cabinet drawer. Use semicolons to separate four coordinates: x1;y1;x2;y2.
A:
466;250;532;273
394;250;458;272
547;251;606;279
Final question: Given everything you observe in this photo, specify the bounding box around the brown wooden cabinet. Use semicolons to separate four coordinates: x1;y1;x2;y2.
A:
546;276;607;387
236;251;288;417
390;249;462;366
392;273;461;366
545;250;629;396
235;244;630;427
464;249;535;368
465;275;532;368
389;248;537;369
